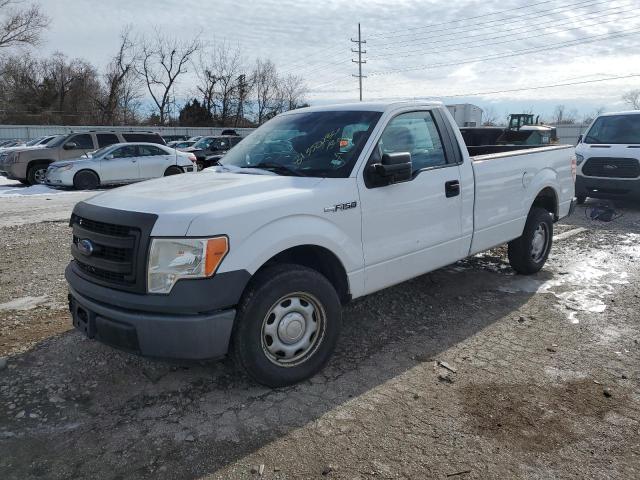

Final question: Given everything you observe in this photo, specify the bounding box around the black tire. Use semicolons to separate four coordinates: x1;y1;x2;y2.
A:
231;264;342;387
26;162;49;185
164;166;183;176
196;161;204;171
73;170;100;190
508;207;554;275
19;180;30;185
576;195;587;205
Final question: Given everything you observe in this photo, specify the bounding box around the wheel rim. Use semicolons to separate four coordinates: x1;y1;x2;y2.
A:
530;223;549;263
261;292;327;367
34;168;47;184
196;162;204;171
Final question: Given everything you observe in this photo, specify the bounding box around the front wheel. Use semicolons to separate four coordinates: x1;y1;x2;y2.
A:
73;170;100;190
508;207;554;275
576;195;587;205
27;163;49;185
231;264;342;387
164;166;183;176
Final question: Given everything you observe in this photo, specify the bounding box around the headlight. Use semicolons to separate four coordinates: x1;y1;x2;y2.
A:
575;153;584;165
50;164;73;171
147;237;229;294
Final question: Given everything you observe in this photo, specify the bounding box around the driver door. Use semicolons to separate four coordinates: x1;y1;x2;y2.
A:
358;109;465;294
99;145;140;183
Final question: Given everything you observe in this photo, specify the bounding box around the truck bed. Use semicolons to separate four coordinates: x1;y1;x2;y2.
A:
468;145;575;255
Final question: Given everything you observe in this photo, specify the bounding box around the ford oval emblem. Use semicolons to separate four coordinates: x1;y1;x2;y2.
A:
78;239;95;256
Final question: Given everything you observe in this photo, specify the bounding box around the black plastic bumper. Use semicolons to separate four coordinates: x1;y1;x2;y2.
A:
576;175;640;199
66;263;250;360
68;285;236;360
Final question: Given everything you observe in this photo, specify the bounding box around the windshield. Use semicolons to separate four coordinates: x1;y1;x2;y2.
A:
25;137;44;146
47;135;71;148
192;137;214;149
585;114;640;144
220;110;382;177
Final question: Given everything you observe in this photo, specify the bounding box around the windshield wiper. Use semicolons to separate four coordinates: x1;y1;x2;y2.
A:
240;162;307;177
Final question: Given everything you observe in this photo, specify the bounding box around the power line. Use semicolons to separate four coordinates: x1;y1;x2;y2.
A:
369;0;615;40
368;4;637;59
308;26;640;91
370;73;640;100
368;27;640;78
351;23;367;101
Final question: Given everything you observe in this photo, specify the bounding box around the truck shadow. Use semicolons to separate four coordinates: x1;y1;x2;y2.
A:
0;254;545;480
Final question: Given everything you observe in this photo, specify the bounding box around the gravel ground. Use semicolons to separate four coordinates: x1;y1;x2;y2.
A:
1;199;639;479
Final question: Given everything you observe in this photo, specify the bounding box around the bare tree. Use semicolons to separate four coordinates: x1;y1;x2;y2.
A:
96;26;140;125
482;106;498;126
279;74;307;111
0;0;49;50
252;58;278;124
622;90;640;110
137;31;201;124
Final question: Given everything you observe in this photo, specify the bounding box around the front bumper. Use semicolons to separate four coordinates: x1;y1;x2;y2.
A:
66;264;249;360
69;286;235;359
576;175;640;199
45;168;74;186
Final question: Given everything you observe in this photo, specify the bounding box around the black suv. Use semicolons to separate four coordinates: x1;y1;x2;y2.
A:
185;135;242;170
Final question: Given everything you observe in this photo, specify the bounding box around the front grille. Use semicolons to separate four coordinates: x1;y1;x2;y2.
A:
69;202;157;293
71;214;139;289
76;260;127;284
582;157;640;178
72;215;131;237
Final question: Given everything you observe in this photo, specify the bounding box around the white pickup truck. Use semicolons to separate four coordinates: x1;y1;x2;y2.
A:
66;101;576;386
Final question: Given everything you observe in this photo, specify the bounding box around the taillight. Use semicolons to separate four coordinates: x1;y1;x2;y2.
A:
570;156;577;183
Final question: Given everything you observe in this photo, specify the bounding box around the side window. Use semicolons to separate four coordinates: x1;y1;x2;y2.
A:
376;111;447;172
230;137;242;146
110;145;137;159
138;145;166;156
69;134;94;150
97;133;119;148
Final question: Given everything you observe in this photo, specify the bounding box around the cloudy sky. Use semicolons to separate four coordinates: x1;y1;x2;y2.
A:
39;0;640;120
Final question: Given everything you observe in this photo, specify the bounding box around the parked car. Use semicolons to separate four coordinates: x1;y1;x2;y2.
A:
575;110;640;203
187;136;204;142
184;135;242;170
162;135;189;143
64;101;576;387
45;143;197;189
167;140;196;150
0;139;24;149
0;130;166;185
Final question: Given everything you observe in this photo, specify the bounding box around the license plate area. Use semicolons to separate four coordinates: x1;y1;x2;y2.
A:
69;295;96;338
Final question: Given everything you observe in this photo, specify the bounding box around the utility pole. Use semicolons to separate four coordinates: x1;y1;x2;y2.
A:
351;23;367;101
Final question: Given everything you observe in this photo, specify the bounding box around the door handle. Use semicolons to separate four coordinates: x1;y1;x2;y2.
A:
131;160;137;163
445;180;460;198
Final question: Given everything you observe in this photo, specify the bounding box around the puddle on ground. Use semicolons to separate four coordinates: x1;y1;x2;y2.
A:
495;233;640;324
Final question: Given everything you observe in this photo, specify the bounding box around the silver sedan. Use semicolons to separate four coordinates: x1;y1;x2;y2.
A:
45;143;197;189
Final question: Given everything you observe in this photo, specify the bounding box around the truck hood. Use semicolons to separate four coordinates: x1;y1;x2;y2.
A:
86;169;324;236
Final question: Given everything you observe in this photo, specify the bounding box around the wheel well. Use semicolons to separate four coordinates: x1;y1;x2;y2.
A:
258;245;351;304
27;159;52;172
164;165;183;174
532;187;558;220
73;169;100;183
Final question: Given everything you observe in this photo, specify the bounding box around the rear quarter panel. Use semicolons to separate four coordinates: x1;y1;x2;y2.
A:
470;145;575;255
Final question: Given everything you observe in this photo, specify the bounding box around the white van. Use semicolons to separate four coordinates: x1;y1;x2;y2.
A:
575;111;640;203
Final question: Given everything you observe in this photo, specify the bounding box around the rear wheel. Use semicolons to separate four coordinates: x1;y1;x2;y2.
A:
164;166;183;176
232;264;342;387
508;207;553;275
73;170;100;190
27;163;49;185
576;195;587;205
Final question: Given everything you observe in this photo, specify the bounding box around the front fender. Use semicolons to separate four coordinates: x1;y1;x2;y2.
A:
219;214;364;295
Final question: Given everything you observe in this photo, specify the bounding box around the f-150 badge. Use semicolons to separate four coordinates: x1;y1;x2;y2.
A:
324;201;357;213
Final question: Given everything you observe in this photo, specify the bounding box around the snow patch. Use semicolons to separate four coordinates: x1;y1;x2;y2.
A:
0;296;50;311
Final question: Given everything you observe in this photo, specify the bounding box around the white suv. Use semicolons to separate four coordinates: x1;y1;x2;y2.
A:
45;143;197;189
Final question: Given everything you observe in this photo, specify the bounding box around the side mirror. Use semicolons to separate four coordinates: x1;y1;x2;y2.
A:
576;134;583;145
64;142;78;150
370;152;412;184
104;154;114;160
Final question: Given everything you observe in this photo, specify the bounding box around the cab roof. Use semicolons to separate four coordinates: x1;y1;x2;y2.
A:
285;100;443;114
